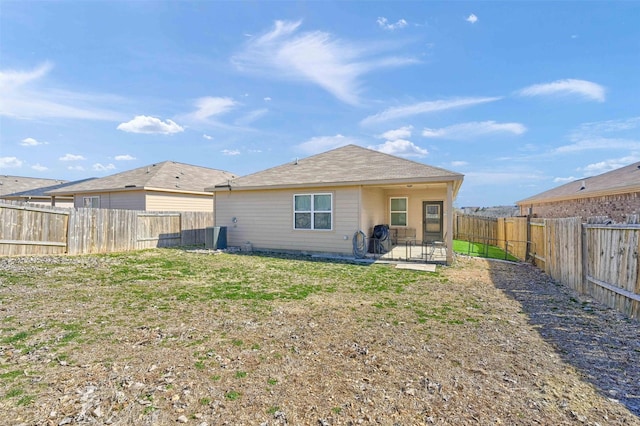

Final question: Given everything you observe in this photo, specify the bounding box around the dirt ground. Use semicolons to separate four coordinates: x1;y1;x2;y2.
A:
0;251;638;425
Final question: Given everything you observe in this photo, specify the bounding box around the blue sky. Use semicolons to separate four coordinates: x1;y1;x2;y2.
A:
1;1;639;207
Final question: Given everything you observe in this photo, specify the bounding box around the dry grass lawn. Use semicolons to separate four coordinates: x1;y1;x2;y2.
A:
0;249;638;425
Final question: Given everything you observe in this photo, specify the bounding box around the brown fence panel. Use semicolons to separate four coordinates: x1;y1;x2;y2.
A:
0;201;69;256
544;217;583;293
584;224;640;319
67;208;137;255
529;219;546;269
503;217;528;260
136;212;181;249
180;211;213;245
454;214;498;243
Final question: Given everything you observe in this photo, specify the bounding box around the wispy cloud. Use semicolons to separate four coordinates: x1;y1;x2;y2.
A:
377;17;408;31
93;163;116;172
517;79;606;102
187;97;238;122
232;20;417;105
67;165;85;171
114;154;136;161
369;140;428;158
465;14;478;24
222;149;241;156
235;108;268;126
203;134;213;140
0;62;125;121
117;115;184;134
450;161;469;167
361;97;501;126
31;164;48;172
554;137;640;154
59;154;86;161
20;137;48;146
0;157;23;169
422;121;527;140
297;134;359;155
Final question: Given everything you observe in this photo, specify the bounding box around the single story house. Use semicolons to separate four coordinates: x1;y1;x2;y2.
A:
48;161;236;212
0;176;69;205
1;178;96;208
517;161;640;223
207;144;463;264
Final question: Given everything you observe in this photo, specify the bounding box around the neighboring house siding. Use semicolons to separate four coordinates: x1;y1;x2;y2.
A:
216;186;361;255
521;192;640;222
145;191;213;212
74;192;146;210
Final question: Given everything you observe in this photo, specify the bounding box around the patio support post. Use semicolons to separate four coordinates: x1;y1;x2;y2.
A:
446;181;454;264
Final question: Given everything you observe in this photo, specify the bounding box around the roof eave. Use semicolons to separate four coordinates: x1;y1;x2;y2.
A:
517;185;640;206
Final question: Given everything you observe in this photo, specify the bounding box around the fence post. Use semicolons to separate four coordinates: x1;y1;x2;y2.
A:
581;223;588;295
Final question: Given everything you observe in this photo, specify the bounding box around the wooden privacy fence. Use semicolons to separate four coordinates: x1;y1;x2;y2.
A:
455;213;639;319
0;201;213;256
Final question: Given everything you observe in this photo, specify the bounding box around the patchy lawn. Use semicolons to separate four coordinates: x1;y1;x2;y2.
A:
0;249;638;425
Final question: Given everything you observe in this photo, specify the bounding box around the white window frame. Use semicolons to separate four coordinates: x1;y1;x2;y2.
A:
390;197;408;227
82;196;100;208
293;193;333;231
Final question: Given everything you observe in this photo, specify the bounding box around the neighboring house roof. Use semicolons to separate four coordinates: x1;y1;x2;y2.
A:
1;178;97;199
0;176;67;197
518;161;640;205
207;144;464;193
48;161;236;196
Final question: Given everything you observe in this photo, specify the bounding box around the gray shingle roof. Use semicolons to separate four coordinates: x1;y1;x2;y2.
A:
517;161;640;205
0;176;67;197
2;178;96;198
208;145;463;191
48;161;236;195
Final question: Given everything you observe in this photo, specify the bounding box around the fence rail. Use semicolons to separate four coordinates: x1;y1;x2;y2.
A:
455;213;639;319
0;201;213;256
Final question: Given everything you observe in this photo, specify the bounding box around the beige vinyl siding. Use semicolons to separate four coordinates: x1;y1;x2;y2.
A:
384;186;448;237
145;191;213;212
215;186;361;255
360;187;385;234
74;191;146;210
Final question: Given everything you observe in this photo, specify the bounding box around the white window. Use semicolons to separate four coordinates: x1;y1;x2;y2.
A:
82;196;100;208
294;193;332;230
390;197;407;227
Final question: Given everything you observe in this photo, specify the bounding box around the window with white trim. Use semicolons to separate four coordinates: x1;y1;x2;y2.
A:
294;193;332;230
390;197;408;227
82;196;100;208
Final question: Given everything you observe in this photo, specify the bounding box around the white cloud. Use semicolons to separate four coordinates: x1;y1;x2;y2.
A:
117;115;184;134
67;165;85;171
451;161;468;167
378;126;413;140
466;14;478;24
578;154;640;176
114;154;136;161
20;137;47;146
93;163;116;172
59;153;86;161
188;97;237;121
368;140;428;158
554;137;640;154
360;97;501;126
222;149;241;156
232;20;417;105
422;121;527;140
0;157;23;168
377;17;408;30
517;79;606;102
203;134;213;140
0;62;125;121
553;176;577;183
31;163;48;172
297;134;358;155
264;97;272;102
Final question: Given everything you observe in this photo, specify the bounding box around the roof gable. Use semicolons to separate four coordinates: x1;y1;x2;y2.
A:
518;161;640;204
48;161;236;195
0;176;67;197
209;145;463;191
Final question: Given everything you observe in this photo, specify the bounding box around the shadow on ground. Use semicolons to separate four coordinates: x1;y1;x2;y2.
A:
488;260;640;417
